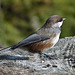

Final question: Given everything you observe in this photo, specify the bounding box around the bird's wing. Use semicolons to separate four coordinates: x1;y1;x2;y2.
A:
11;33;51;49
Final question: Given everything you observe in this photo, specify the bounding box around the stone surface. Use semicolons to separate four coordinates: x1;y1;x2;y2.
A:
0;37;75;75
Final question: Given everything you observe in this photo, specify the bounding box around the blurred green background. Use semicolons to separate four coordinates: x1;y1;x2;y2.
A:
0;0;75;47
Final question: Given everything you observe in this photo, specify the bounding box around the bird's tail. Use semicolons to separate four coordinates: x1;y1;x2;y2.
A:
0;47;12;53
0;44;21;54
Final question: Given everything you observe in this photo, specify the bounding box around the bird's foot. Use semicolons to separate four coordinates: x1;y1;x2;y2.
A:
39;52;57;60
44;53;57;59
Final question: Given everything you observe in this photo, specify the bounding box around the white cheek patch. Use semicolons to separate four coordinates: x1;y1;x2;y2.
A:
57;21;63;27
53;21;63;27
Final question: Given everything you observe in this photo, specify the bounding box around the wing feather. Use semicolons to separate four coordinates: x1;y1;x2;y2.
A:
11;33;50;49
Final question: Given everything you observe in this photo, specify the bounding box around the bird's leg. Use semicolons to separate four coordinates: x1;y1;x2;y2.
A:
39;52;50;60
39;52;43;58
39;52;46;62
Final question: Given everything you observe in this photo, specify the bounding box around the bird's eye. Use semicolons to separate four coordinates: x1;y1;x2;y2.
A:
57;18;62;22
58;18;62;22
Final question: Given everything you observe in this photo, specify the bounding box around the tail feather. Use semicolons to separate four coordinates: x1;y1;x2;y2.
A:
0;47;12;53
0;44;20;54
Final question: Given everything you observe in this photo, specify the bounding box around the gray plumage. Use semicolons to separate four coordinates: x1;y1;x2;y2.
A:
0;15;66;53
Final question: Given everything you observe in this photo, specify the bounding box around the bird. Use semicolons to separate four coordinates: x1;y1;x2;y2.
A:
0;15;66;56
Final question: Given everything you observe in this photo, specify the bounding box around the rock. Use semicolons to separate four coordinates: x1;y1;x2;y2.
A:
0;37;75;75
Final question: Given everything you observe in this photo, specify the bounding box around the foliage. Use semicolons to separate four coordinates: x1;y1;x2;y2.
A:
0;0;75;46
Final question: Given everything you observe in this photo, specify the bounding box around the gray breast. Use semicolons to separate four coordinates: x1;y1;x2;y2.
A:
49;27;61;34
